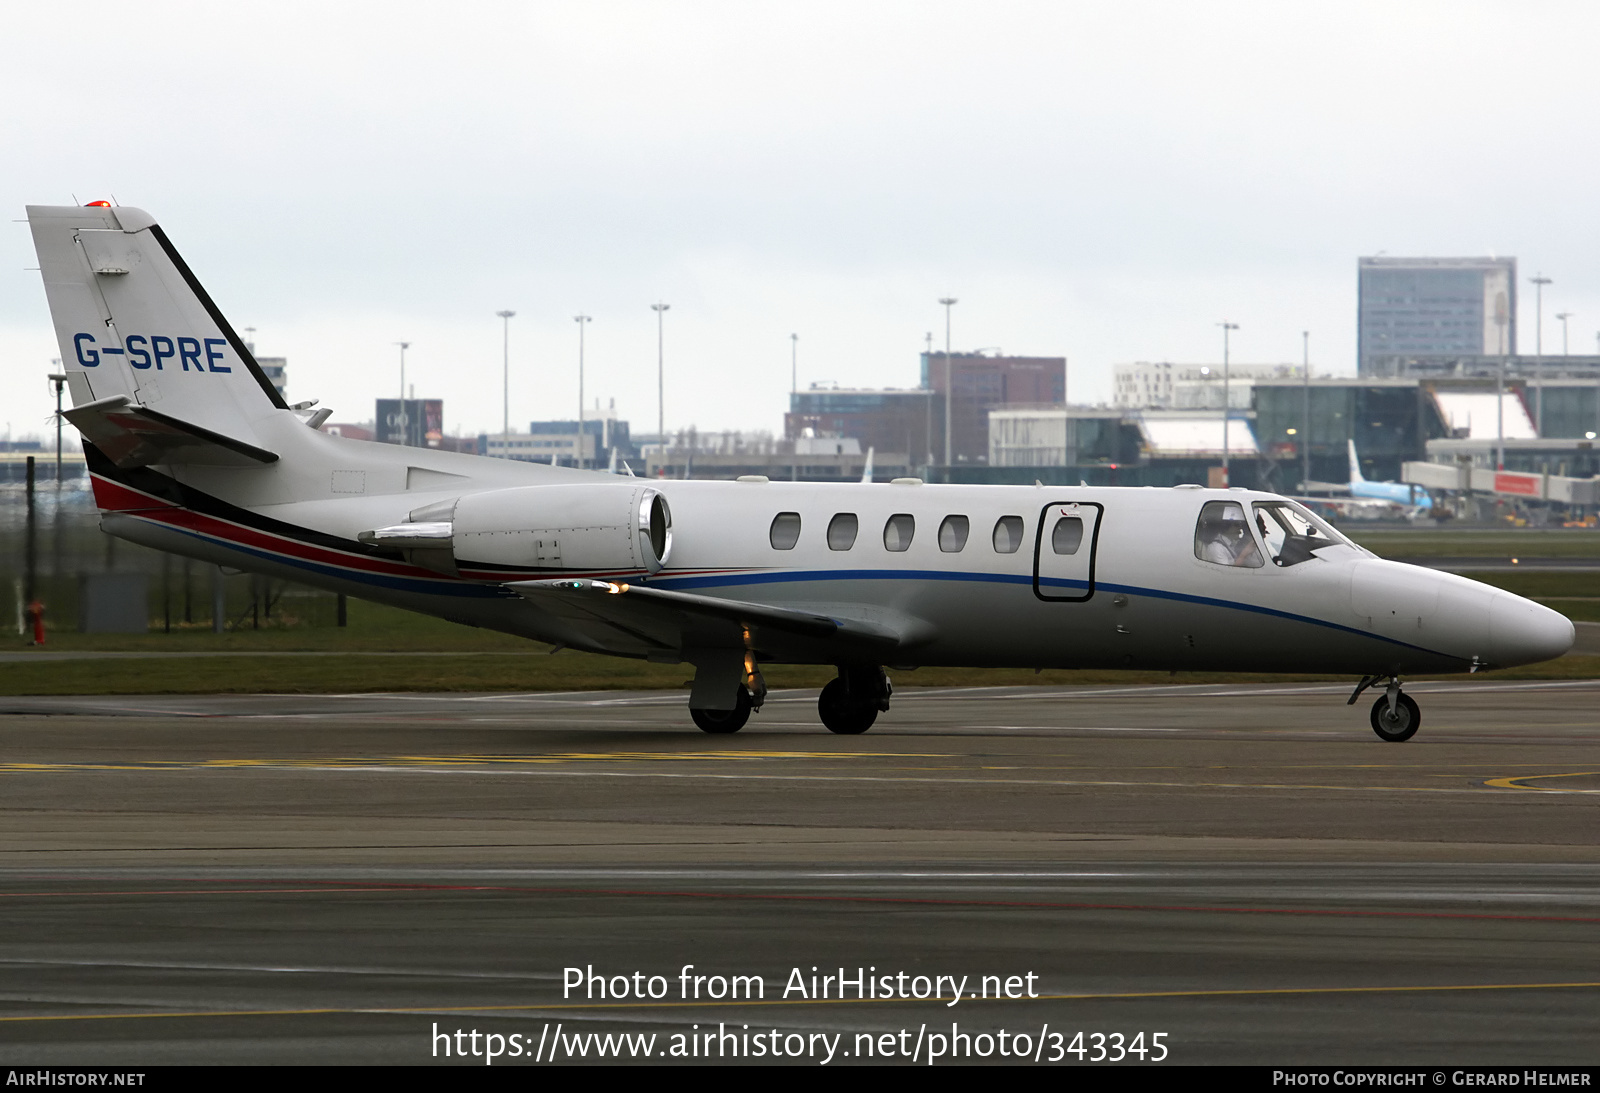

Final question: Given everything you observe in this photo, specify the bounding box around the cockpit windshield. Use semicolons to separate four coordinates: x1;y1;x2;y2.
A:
1251;500;1353;567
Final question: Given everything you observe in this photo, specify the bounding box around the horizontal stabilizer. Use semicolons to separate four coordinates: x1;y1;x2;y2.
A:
64;395;278;469
507;578;918;657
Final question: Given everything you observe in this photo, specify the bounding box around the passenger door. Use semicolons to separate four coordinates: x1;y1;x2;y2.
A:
1032;501;1103;602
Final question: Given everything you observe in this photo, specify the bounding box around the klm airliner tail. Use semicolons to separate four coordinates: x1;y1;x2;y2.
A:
1347;439;1366;485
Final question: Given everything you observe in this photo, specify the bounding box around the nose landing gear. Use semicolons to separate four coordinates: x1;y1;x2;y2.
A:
1349;675;1421;742
1370;691;1421;742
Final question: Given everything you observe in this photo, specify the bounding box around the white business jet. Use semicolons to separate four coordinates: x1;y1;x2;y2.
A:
27;203;1574;742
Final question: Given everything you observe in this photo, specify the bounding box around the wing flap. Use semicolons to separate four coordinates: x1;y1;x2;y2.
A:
506;578;923;657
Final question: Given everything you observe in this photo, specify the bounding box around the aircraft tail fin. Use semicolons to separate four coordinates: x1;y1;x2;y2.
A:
27;203;287;461
1347;439;1366;485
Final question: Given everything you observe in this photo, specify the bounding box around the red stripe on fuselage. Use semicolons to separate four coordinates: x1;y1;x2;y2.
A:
92;471;451;580
90;474;174;514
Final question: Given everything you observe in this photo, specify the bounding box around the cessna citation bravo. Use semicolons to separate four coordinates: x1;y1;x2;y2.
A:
28;203;1574;742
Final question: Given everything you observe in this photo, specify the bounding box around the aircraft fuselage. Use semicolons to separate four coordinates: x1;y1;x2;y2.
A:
92;437;1569;679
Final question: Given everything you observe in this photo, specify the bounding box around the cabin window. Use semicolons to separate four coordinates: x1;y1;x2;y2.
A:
883;513;915;552
769;512;802;550
1193;500;1263;568
827;512;859;550
938;515;970;553
992;515;1025;554
1051;516;1084;555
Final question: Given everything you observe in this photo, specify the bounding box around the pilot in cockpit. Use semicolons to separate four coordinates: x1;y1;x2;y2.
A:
1195;501;1263;568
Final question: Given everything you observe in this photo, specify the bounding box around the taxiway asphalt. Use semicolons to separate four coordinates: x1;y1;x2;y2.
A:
2;681;1597;1065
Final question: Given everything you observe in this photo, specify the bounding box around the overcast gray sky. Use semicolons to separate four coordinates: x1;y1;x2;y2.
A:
4;0;1597;442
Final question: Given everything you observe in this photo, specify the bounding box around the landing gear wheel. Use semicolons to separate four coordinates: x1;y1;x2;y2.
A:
691;688;752;734
1370;692;1420;742
818;677;878;735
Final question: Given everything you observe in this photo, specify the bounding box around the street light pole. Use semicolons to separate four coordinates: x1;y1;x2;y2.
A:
651;303;670;443
496;310;515;449
47;369;66;482
575;315;591;470
47;366;66;614
790;333;799;483
939;297;957;472
1218;322;1238;483
395;341;411;446
1495;291;1509;471
1531;274;1551;435
1556;311;1573;356
923;331;934;472
1301;330;1310;489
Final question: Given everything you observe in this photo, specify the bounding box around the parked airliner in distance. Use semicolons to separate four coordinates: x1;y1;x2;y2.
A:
1299;441;1433;519
27;203;1574;741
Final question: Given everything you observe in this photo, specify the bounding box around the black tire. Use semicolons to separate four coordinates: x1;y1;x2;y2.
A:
1370;692;1420;742
691;688;752;734
818;677;877;735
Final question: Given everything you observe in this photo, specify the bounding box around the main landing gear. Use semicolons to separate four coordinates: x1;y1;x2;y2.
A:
690;686;754;734
1348;675;1420;742
686;659;893;735
688;652;766;734
818;666;892;735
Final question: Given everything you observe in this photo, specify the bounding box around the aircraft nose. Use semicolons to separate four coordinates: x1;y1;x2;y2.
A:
1488;592;1574;667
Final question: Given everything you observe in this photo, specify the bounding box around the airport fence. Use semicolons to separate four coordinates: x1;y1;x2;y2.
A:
0;464;342;638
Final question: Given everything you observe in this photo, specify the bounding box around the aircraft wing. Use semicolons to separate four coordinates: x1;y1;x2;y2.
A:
64;396;279;469
1290;494;1392;509
506;578;925;658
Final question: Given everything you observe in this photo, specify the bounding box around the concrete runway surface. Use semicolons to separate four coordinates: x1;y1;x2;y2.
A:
1;680;1598;1066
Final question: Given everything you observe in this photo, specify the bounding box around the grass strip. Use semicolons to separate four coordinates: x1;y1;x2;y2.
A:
1348;529;1600;560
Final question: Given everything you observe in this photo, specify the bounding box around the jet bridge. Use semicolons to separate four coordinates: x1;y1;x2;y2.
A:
1403;461;1598;505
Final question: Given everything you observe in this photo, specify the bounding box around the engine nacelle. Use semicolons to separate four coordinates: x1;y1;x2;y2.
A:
362;483;672;576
